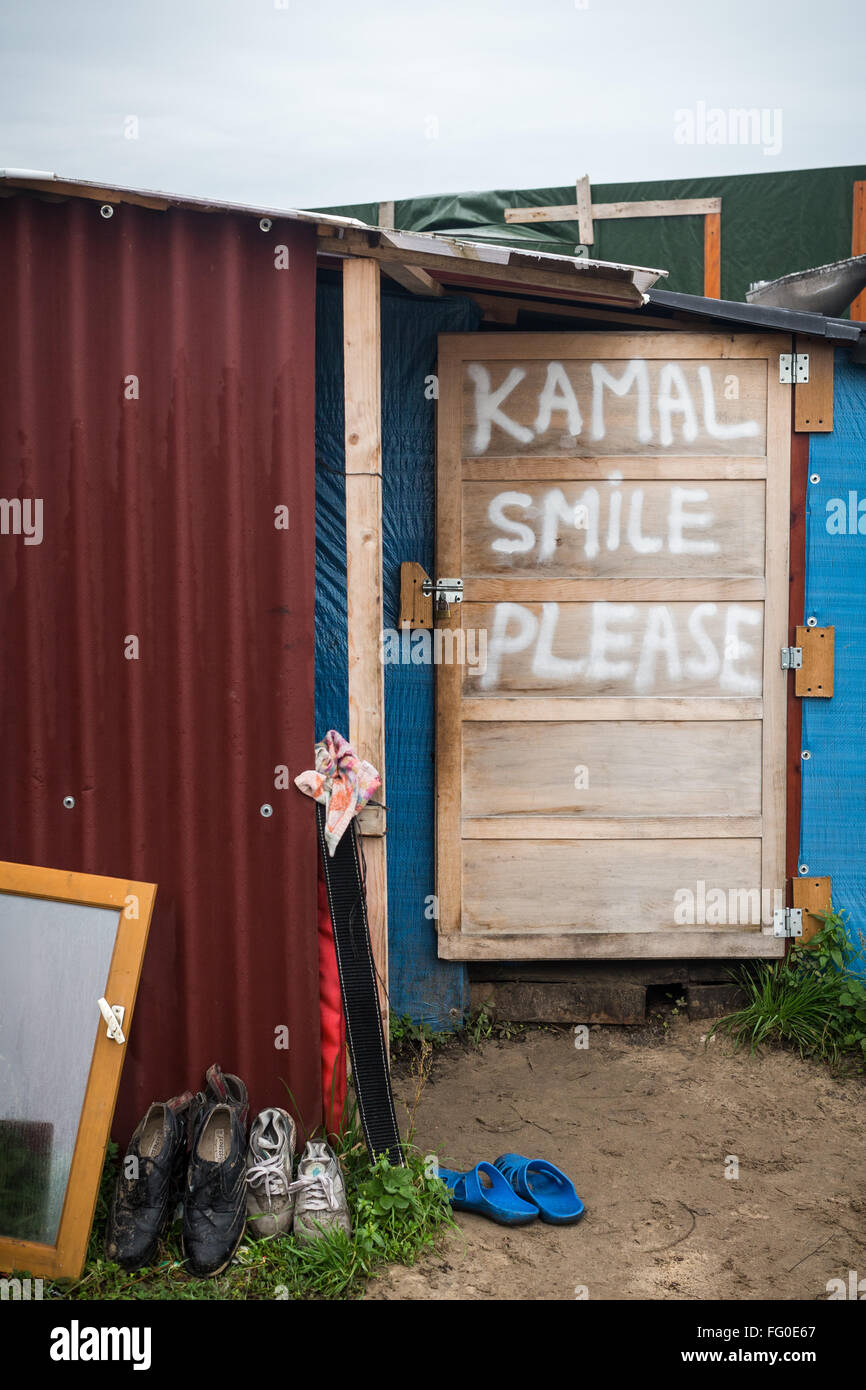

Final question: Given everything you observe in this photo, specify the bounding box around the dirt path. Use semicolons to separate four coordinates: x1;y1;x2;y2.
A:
367;1020;865;1301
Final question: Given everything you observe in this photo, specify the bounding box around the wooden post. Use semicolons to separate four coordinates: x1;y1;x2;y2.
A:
342;256;389;1029
703;212;721;299
851;181;866;321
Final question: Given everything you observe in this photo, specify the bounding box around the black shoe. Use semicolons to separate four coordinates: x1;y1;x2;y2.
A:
105;1092;194;1271
182;1065;249;1277
186;1062;249;1140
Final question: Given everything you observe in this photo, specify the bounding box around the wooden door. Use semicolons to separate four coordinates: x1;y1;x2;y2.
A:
435;333;790;960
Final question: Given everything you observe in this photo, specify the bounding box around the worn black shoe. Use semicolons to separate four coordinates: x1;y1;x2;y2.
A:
105;1092;194;1271
182;1064;249;1277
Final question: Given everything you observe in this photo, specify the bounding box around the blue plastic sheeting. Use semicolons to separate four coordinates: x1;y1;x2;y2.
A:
314;283;480;1028
802;352;866;972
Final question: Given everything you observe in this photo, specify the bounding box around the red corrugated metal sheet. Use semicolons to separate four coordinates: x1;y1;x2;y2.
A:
0;193;322;1142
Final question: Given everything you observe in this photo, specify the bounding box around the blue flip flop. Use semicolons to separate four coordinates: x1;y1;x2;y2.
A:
494;1153;585;1224
437;1161;540;1226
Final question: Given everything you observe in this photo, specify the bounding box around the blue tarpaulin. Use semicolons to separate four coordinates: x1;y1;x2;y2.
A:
802;351;866;971
314;282;480;1029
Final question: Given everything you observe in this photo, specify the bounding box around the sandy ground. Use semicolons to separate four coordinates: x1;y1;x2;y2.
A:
367;1019;865;1301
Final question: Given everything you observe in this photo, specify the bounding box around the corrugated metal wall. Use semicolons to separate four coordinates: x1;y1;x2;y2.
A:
0;193;322;1142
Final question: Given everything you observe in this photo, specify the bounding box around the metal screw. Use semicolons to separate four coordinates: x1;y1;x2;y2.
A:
259;217;272;232
798;863;810;875
63;796;75;809
806;616;818;628
809;473;820;484
801;750;811;761
260;803;274;818
100;204;114;219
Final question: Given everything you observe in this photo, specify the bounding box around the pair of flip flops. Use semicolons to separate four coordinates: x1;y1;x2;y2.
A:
438;1152;585;1226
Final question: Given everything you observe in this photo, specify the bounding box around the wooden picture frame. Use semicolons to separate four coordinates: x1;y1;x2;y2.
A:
0;861;155;1280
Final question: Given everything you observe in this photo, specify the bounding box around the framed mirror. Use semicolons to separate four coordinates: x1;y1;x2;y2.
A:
0;861;155;1280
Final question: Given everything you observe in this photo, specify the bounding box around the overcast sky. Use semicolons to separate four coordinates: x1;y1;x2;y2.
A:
1;0;864;211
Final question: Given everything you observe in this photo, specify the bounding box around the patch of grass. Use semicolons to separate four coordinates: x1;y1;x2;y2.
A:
711;909;866;1065
45;1102;454;1302
466;1001;525;1045
389;1011;450;1059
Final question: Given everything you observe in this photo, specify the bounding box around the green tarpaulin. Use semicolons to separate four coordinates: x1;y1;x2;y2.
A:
319;164;866;305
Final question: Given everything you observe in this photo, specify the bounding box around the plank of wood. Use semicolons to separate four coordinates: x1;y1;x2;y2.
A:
459;354;767;458
464;578;765;602
460;599;764;698
576;175;594;246
399;561;433;627
760;349;792;931
462;816;763;839
851;181;866;322
342;257;388;1020
462;457;768;481
378;200;395;229
794;334;833;432
438;931;784;961
795;625;834;698
461;477;766;581
461;838;763;934
462;719;761;818
792;875;832;945
460;696;764;721
503;196;721;225
461;290;679;330
434;348;465;938
381;261;443;296
593;197;722;220
703;212;721;299
317;234;647;305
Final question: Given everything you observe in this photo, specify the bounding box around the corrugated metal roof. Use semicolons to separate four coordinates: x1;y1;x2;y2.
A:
0;172;668;301
0;190;324;1142
648;287;865;343
0;169;366;228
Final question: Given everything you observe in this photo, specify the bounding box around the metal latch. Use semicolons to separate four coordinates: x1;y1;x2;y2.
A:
781;646;803;669
773;908;803;939
779;353;809;384
422;577;463;617
98;997;126;1044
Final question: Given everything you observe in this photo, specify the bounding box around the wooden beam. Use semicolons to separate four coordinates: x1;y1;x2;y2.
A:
399;562;433;628
377;199;395;229
459;290;681;330
593;197;721;221
792;875;832;946
703;211;721;299
794;334;834;432
317;233;646;305
342;257;388;1023
380;261;443;296
795;625;834;699
505;195;721;225
576;174;594;246
851;181;866;321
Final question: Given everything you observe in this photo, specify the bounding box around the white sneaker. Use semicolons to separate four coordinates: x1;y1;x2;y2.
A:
290;1141;352;1244
245;1107;297;1237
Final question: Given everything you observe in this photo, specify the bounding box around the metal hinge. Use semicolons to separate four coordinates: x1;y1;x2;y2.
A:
422;577;463;616
773;907;803;939
781;646;803;669
779;353;809;384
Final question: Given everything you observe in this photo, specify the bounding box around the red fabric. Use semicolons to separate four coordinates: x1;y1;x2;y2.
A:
318;865;347;1137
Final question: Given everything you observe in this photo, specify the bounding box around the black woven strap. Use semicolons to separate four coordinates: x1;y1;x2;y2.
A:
316;802;403;1166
